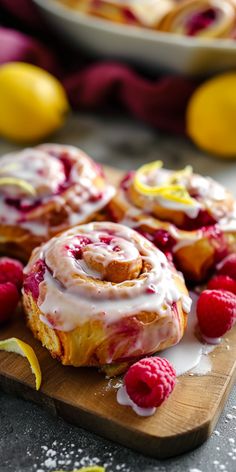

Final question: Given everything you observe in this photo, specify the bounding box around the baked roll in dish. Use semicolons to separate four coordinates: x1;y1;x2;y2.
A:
108;161;236;283
159;0;236;38
0;144;115;261
23;222;191;370
59;0;175;29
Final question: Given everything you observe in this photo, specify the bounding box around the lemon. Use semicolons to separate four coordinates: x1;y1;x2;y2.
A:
187;73;236;159
0;337;42;390
0;62;69;143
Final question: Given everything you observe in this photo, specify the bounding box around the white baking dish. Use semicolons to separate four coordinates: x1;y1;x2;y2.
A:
34;0;236;76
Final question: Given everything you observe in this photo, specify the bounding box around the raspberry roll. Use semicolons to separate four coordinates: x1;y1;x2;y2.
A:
0;144;115;260
59;0;175;28
23;222;190;370
159;0;236;38
108;161;236;282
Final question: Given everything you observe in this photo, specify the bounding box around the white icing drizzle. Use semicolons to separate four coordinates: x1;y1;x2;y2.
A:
0;149;66;196
0;144;115;236
218;203;236;233
117;386;156;417
158;292;215;376
25;222;191;360
116;292;218;416
156;196;201;218
201;335;221;345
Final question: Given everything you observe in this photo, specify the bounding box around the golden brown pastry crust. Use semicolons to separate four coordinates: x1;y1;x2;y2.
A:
23;279;187;368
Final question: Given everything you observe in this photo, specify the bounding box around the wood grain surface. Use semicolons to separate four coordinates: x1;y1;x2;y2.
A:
0;166;235;459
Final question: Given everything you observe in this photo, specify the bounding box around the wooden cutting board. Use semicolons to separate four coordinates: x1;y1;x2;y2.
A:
0;166;236;459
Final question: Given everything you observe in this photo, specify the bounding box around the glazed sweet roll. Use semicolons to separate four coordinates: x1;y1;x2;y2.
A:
59;0;175;29
0;144;115;260
159;0;236;38
23;222;191;369
108;161;236;282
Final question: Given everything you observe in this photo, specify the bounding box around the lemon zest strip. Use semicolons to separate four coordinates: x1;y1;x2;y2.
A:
168;165;193;184
0;337;42;390
0;177;36;196
134;161;196;205
0;163;20;174
53;467;105;472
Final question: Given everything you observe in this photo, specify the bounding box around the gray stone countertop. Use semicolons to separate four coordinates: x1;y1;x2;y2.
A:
0;113;236;472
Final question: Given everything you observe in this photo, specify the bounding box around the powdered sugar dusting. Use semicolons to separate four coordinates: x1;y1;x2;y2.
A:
33;443;131;471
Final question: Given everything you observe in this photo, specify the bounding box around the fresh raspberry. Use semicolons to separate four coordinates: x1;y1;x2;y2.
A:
197;289;236;338
0;282;20;325
0;257;24;291
124;357;176;408
208;275;236;295
217;254;236;280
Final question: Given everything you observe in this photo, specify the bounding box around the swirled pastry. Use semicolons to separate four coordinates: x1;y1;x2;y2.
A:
59;0;175;28
159;0;236;38
23;222;191;369
108;162;236;282
0;144;115;260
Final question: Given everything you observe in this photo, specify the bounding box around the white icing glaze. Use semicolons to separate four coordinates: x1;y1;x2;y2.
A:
0;144;115;235
0;148;65;197
201;335;222;345
117;385;156;416
218;203;236;233
130;0;174;27
156;196;201;218
190;356;212;376
25;222;191;360
158;292;215;376
217;253;234;271
116;292;217;416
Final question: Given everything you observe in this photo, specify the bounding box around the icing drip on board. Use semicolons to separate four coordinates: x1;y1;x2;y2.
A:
117;292;217;416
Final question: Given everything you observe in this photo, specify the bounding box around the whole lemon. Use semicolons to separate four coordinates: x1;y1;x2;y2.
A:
0;62;69;143
187;73;236;159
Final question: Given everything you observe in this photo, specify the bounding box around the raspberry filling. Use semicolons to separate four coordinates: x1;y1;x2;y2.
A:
146;284;158;294
59;153;73;182
203;226;228;263
89;192;103;202
3;152;73;214
23;259;46;300
99;235;113;245
122;7;137;24
5;197;42;213
121;171;135;191
181;209;216;231
67;236;92;260
91;0;102;8
137;228;176;257
186;8;218;36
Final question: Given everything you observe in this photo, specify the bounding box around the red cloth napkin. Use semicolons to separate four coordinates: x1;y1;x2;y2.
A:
0;0;198;134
